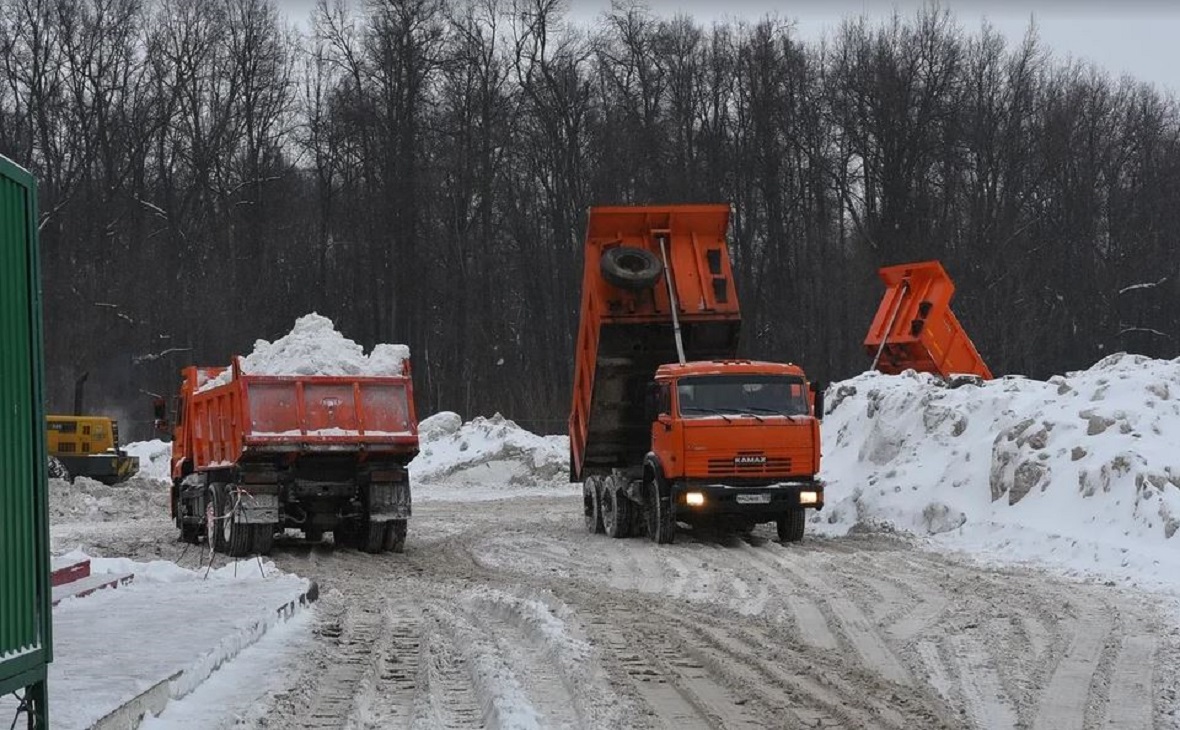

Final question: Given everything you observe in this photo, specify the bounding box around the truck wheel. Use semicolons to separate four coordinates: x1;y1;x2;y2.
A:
602;485;632;538
646;480;676;544
777;508;806;543
213;483;253;557
360;520;386;554
583;477;604;534
600;246;663;291
47;456;70;481
304;527;323;543
383;520;407;553
251;525;275;555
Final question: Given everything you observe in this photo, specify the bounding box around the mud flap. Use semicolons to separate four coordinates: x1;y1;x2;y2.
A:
367;481;412;521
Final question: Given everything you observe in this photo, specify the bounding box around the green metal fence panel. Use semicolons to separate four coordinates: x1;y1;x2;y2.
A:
0;153;50;727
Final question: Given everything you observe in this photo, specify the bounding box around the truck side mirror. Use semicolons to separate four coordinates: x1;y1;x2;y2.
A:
810;382;825;421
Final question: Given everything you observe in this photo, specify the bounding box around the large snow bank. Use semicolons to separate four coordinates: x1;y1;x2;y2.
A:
200;313;409;391
818;353;1180;590
49;475;169;523
0;551;309;730
125;439;172;481
411;412;570;495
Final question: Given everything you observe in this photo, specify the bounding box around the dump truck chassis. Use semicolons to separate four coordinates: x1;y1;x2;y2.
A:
174;468;410;557
583;464;821;544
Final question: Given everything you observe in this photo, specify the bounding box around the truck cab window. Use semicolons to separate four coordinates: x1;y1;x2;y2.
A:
677;375;809;417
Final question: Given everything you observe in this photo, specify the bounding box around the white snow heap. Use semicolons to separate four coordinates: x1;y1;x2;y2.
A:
124;439;172;481
411;413;569;487
818;353;1180;582
200;313;410;391
49;475;170;523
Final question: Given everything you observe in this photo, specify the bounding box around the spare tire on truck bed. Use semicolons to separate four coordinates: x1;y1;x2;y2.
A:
600;246;663;290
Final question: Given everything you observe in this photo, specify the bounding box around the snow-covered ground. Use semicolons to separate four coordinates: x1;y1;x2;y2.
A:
816;353;1180;595
0;553;309;730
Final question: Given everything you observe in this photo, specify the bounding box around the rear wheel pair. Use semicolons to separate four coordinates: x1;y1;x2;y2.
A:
336;518;406;553
585;474;675;544
210;482;275;557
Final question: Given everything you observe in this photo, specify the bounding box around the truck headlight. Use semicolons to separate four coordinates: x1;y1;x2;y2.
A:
685;491;705;507
799;491;819;505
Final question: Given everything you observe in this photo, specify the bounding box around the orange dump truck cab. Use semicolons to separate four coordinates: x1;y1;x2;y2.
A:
161;357;419;557
864;260;992;379
570;205;824;544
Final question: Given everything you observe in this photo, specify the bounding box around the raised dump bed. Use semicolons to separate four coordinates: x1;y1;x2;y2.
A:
864;260;993;379
569;205;741;481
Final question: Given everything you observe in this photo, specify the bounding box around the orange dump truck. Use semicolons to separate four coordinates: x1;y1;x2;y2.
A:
158;357;419;556
864;260;992;379
570;204;824;543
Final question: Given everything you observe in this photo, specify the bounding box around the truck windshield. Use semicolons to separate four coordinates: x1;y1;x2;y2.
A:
677;375;809;418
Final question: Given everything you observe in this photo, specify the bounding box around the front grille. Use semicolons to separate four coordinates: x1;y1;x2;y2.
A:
707;457;792;476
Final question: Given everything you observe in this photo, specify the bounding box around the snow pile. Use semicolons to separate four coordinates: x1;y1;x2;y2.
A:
200;313;409;391
49;475;169;523
818;353;1180;589
124;439;172;481
411;412;570;492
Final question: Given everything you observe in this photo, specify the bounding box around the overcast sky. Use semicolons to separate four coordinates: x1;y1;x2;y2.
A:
277;1;1180;95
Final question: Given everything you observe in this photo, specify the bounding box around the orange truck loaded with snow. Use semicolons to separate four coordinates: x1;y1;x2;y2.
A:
157;321;419;557
569;204;825;543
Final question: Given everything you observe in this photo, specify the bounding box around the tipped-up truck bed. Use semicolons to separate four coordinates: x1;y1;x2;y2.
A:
864;260;992;379
161;356;419;556
570;204;824;544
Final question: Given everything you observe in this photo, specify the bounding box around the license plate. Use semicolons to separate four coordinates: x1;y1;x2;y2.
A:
735;493;771;504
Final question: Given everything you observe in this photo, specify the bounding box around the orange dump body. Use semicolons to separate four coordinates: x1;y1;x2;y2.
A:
569;205;743;481
171;358;419;478
864;261;993;379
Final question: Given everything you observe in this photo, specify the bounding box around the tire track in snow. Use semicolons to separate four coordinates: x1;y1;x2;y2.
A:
412;610;486;729
946;633;1019;730
1031;605;1114;730
755;543;912;685
1102;633;1156;729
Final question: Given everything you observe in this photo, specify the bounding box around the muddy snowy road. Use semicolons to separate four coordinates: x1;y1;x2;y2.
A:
65;494;1178;729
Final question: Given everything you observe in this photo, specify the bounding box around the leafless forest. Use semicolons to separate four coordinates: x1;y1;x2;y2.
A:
4;0;1178;437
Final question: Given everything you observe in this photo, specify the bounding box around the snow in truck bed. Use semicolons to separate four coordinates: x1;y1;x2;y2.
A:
199;313;410;391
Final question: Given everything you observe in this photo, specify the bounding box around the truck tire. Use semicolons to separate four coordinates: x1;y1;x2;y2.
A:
251;525;275;555
360;519;386;554
602;483;632;538
600;246;663;291
777;508;806;543
304;527;323;543
213;483;253;557
383;520;407;553
583;476;604;534
47;456;70;481
646;480;675;544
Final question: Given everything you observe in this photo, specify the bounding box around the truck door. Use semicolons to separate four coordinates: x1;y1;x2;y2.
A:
650;381;683;479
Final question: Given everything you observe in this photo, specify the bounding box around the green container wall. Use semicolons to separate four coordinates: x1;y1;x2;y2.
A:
0;153;51;714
